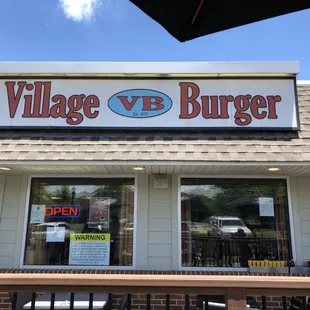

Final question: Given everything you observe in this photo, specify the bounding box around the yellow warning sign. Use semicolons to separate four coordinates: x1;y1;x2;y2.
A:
70;233;110;242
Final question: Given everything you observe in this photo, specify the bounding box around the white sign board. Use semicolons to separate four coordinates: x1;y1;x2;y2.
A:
69;233;110;266
0;79;298;130
30;205;45;224
259;197;275;217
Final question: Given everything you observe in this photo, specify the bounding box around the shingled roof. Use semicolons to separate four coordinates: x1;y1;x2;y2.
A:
0;84;309;163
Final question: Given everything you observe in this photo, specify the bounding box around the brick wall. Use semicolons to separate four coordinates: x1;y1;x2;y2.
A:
111;294;292;310
0;293;11;310
0;292;297;310
0;293;197;310
110;294;294;310
255;296;291;310
111;294;197;310
112;294;290;310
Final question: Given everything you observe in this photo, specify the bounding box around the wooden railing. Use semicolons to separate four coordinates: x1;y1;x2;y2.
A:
1;270;310;309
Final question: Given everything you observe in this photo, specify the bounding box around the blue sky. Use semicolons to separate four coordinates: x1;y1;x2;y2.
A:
0;0;309;79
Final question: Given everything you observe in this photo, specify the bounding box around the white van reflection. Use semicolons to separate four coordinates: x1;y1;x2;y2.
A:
31;222;75;241
209;216;253;237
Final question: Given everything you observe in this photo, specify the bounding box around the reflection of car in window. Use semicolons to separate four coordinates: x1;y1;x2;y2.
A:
209;216;253;237
222;219;245;227
121;223;133;235
31;222;75;241
181;221;213;236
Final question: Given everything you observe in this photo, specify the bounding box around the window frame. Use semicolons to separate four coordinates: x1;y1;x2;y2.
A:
20;174;138;270
177;175;296;271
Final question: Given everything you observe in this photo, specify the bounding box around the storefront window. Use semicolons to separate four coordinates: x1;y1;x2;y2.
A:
181;178;292;268
24;178;135;267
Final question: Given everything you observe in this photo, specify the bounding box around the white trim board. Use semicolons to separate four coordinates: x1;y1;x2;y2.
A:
2;161;310;167
0;61;299;76
286;176;297;261
297;80;310;85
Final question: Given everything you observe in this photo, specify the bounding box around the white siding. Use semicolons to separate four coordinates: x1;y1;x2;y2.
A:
149;232;172;244
0;174;151;270
0;173;175;270
3;173;306;271
149;206;171;219
171;175;179;270
148;257;172;270
148;175;172;270
291;176;310;264
149;219;171;231
0;175;27;268
135;175;149;269
148;244;171;257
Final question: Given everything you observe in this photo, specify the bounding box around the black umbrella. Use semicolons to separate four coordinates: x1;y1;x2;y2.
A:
130;0;310;42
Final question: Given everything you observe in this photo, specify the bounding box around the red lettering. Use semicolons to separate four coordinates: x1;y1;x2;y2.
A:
234;95;252;126
32;82;43;117
45;205;79;217
5;81;27;118
41;82;51;118
44;207;53;216
6;80;283;128
22;84;33;117
67;94;85;125
219;95;234;118
202;96;220;119
267;95;281;119
62;207;69;216
70;207;78;216
84;95;99;119
54;207;61;215
251;95;267;119
141;96;164;111
179;82;200;119
50;94;67;118
117;96;140;111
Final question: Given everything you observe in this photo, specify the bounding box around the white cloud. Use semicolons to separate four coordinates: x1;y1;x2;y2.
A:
59;0;102;22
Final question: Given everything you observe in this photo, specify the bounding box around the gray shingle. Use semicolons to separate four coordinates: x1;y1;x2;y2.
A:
0;85;309;162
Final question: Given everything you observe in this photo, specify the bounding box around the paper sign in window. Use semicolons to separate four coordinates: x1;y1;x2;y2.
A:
69;233;111;266
259;197;274;217
46;226;65;242
30;205;45;224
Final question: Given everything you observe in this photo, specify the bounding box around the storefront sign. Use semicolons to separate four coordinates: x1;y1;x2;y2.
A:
45;205;80;218
69;233;110;266
89;198;110;229
0;79;298;130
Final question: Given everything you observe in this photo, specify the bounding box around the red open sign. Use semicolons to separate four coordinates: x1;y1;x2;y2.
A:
45;205;80;218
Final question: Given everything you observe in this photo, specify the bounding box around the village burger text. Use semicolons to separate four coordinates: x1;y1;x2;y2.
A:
6;81;282;126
